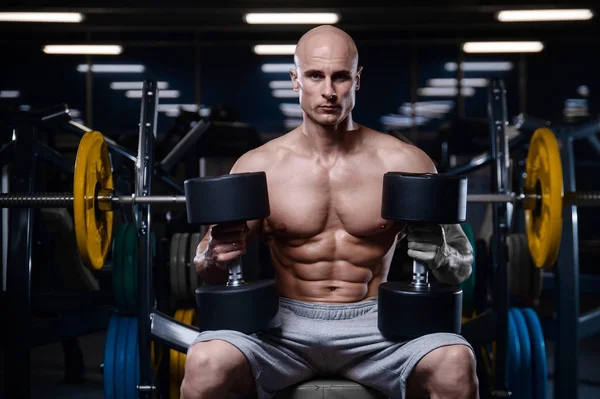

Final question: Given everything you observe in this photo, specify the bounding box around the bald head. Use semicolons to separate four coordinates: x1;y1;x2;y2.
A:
294;25;359;71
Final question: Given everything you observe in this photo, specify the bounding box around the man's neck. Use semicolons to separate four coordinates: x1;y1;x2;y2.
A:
299;115;361;163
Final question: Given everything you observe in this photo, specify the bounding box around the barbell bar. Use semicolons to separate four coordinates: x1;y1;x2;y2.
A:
3;191;597;209
1;127;598;271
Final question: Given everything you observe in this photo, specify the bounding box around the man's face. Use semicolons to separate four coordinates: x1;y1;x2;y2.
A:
291;44;362;126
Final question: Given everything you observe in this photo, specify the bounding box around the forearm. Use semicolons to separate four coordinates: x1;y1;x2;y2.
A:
430;224;473;285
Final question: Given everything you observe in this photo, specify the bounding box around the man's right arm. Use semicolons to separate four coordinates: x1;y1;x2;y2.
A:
193;147;270;284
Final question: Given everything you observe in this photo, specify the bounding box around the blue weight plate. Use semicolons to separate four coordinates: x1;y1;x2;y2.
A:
522;308;548;399
512;308;532;399
115;316;131;399
125;317;139;399
103;313;120;399
507;309;521;397
112;225;126;310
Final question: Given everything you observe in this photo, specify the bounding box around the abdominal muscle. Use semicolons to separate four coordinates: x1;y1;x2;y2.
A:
267;228;398;303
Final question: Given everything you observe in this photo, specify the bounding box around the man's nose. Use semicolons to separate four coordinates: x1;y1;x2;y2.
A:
322;79;337;100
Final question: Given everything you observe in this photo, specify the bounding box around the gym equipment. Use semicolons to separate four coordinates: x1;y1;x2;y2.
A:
169;233;182;300
467;128;600;268
510;308;532;399
112;224;127;309
40;208;99;291
103;313;140;399
506;234;542;305
184;172;279;334
506;310;521;397
73;130;114;270
3;126;599;273
378;172;467;339
521;308;548;399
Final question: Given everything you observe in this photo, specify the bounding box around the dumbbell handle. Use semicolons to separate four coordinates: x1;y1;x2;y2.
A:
227;259;245;286
411;260;429;288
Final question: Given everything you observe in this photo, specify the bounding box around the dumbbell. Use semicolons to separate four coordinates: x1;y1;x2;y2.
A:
184;172;279;334
378;172;468;339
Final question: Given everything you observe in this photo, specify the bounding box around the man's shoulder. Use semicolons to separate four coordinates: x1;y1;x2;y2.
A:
362;127;436;174
230;131;296;174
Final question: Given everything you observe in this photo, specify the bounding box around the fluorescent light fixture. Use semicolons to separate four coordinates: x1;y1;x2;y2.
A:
417;87;475;97
380;114;429;128
44;45;122;55
125;90;180;99
0;12;84;23
77;64;145;73
279;103;303;117
463;41;544;53
69;109;82;118
110;81;169;90
245;13;339;24
284;119;303;129
427;78;489;87
270;81;294;89
399;101;454;118
254;45;296;55
272;89;299;98
0;91;20;98
261;63;295;73
157;104;199;113
497;9;593;22
444;62;513;72
19;105;30;111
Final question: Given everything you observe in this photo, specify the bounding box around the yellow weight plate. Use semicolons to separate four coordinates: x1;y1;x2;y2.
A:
73;131;114;270
524;128;563;268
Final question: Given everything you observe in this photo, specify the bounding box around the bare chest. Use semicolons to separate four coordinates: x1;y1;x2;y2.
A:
263;161;394;237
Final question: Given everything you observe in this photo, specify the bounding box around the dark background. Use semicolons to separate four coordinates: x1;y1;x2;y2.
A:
0;1;598;138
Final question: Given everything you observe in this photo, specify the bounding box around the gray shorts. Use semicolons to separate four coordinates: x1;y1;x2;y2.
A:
190;297;472;399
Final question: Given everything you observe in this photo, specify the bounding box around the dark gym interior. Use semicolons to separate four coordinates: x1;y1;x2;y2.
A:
1;1;600;398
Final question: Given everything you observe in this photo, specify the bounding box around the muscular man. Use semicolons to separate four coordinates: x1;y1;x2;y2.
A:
182;25;477;399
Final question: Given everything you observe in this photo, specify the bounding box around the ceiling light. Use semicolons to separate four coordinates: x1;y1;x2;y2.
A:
111;81;169;90
497;9;593;22
279;103;303;117
444;62;513;72
427;78;489;87
0;12;84;23
270;81;294;89
125;90;180;99
261;63;295;73
0;91;20;98
417;87;475;97
244;13;339;24
254;45;296;55
157;104;199;112
284;119;303;129
463;41;544;53
44;45;122;55
272;89;299;98
77;64;145;73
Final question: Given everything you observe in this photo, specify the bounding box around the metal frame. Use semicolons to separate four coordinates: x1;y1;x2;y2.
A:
487;78;510;396
4;114;36;399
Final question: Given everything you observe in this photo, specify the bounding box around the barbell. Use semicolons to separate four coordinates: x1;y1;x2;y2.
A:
1;128;598;270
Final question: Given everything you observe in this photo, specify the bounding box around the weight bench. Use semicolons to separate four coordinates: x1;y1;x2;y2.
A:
272;379;387;398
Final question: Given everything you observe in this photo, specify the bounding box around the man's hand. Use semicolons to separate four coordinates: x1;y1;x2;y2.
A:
406;223;473;284
406;223;446;270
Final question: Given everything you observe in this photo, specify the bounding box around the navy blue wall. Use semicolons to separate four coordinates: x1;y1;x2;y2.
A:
0;40;597;136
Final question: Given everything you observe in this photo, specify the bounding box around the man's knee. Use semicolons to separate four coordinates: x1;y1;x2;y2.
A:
411;344;478;398
181;340;251;398
430;345;478;395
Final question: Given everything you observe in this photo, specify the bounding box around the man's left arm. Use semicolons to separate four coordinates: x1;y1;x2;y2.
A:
406;223;473;285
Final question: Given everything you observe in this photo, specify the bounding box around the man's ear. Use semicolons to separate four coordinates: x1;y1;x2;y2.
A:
356;66;363;91
290;68;300;92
